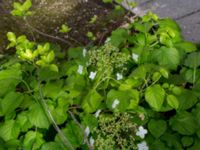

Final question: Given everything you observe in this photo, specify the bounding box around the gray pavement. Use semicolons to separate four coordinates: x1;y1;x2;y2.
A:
121;0;200;42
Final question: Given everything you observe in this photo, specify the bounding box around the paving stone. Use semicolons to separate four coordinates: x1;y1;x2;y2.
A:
121;0;200;42
177;11;200;42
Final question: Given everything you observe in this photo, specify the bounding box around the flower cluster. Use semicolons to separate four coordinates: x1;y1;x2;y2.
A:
87;43;130;78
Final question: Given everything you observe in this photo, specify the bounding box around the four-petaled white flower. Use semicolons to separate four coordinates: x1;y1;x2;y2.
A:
77;65;83;74
94;109;101;118
116;73;123;80
89;71;97;80
105;38;111;43
83;48;87;57
112;99;120;109
85;126;90;137
132;53;139;62
137;141;149;150
89;137;95;146
136;126;148;139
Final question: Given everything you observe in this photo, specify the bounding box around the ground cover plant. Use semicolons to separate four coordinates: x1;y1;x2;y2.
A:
0;0;200;150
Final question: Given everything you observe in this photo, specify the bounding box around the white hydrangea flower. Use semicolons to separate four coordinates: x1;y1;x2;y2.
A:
85;126;90;137
132;53;139;62
83;48;87;57
136;126;148;139
77;65;83;74
105;37;111;43
89;137;95;146
116;73;123;80
94;109;101;118
89;71;97;80
112;99;120;109
137;141;149;150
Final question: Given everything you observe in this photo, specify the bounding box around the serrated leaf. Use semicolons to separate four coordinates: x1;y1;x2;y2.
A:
177;89;198;110
0;91;24;115
106;89;138;111
110;28;129;47
0;120;20;141
184;52;200;68
170;111;198;135
82;90;103;113
167;95;179;109
23;131;45;150
145;84;165;111
16;112;32;132
175;42;197;53
148;119;167;138
58;121;84;149
153;46;180;70
28;103;49;129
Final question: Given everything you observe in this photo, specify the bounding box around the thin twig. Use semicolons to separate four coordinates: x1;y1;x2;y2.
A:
36;69;75;150
68;110;93;150
24;19;74;46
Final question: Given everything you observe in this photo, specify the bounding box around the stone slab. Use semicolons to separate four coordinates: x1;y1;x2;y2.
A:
177;11;200;42
121;0;200;42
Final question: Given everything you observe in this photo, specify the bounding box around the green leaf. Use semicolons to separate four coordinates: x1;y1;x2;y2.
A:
0;120;20;141
166;95;179;110
159;68;169;79
188;139;200;150
23;131;45;150
7;32;16;44
145;84;165;111
41;142;63;150
175;42;197;53
45;51;55;63
152;46;180;70
5;139;21;150
42;80;63;99
192;103;200;126
81;113;98;130
106;89;138;111
49;105;68;125
22;0;32;11
150;139;169;150
49;64;59;72
68;47;83;59
16;112;32;132
148;119;167;138
102;0;112;3
58;121;84;148
59;24;71;33
160;132;182;149
158;18;181;32
28;103;50;129
110;28;129;47
184;52;200;68
82;90;103;113
152;72;161;82
0;63;22;81
0;91;24;116
177;89;198;110
170;111;198;135
130;65;147;80
181;136;194;147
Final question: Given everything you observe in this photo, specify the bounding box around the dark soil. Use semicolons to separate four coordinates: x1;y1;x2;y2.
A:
0;0;128;53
